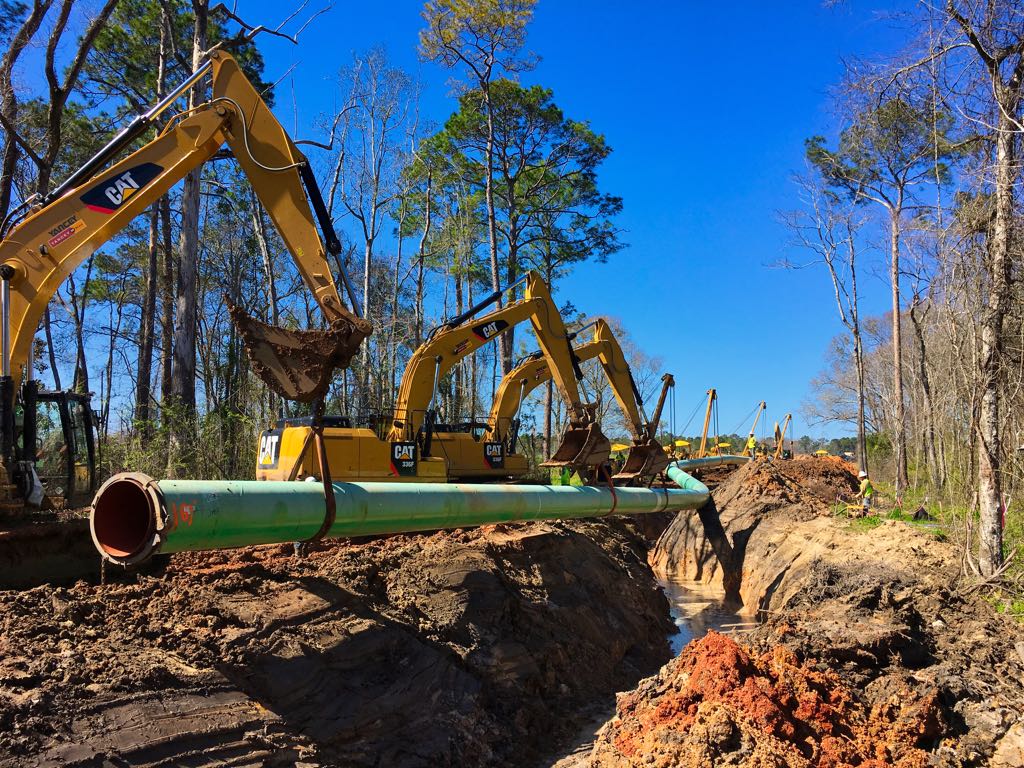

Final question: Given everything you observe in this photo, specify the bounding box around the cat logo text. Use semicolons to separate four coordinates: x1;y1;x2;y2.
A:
80;162;163;215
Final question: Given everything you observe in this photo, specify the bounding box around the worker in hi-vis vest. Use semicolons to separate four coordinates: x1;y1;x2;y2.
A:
746;434;757;456
854;470;874;516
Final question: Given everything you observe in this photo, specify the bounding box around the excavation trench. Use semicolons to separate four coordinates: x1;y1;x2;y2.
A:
4;457;1022;767
583;457;1024;767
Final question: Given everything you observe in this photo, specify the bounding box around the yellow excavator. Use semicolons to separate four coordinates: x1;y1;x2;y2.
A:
257;270;610;482
484;319;674;485
0;50;369;512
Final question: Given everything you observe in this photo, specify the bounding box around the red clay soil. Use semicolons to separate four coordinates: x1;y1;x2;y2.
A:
594;631;938;768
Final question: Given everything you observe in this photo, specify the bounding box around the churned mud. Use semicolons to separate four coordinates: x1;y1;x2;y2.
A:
0;519;671;767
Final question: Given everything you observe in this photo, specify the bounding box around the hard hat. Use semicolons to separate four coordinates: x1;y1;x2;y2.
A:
858;470;867;478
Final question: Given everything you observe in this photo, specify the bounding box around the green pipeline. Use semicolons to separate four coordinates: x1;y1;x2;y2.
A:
90;471;711;565
664;461;711;496
670;455;750;472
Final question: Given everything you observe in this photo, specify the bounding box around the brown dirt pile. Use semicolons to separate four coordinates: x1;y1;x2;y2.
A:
0;518;671;767
713;456;859;518
590;631;938;767
751;556;1024;767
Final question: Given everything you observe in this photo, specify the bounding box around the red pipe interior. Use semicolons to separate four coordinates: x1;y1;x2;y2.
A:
92;479;154;558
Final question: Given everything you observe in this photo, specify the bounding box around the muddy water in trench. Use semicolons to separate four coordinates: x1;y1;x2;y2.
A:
547;577;754;767
660;576;758;654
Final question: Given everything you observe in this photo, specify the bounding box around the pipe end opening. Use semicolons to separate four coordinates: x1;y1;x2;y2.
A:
91;476;156;561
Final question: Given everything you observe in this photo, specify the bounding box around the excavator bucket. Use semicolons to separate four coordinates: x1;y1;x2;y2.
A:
229;301;371;403
613;439;671;485
542;421;612;471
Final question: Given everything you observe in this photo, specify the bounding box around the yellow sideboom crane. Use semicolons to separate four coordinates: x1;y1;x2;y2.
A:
257;270;610;482
0;51;369;509
774;413;792;460
484;319;674;485
696;388;717;458
743;401;766;457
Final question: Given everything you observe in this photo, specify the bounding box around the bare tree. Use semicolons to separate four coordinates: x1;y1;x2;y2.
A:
334;47;415;411
937;0;1024;574
0;0;119;214
807;87;955;494
782;175;870;473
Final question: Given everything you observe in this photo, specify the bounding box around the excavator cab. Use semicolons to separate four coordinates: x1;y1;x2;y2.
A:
2;380;96;510
31;390;96;505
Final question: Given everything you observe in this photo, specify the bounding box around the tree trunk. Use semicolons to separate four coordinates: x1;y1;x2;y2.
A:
977;105;1014;576
853;328;868;475
159;195;174;407
910;298;939;488
415;171;431;348
453;273;464;419
888;207;909;492
69;257;94;394
391;206;405;403
482;84;509;374
167;0;208;477
43;306;60;390
135;205;158;434
102;277;127;439
250;191;278;416
543;378;553;459
360;235;374;413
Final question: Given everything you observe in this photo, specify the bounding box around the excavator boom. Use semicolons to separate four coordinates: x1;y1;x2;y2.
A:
0;51;369;406
485;319;673;485
587;320;669;483
0;51;370;509
388;271;608;472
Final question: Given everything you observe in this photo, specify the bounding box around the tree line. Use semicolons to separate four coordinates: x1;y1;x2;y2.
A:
0;0;627;480
788;0;1024;578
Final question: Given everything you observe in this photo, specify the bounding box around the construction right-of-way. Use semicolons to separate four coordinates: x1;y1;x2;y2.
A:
0;38;792;578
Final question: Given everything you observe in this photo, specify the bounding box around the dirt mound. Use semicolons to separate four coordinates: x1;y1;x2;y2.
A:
590;631;938;767
650;457;861;602
752;556;1024;766
0;519;671;767
779;455;859;503
642;457;1024;768
710;456;858;518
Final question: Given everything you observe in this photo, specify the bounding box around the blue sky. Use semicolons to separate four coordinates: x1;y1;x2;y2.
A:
20;0;920;437
231;0;916;439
